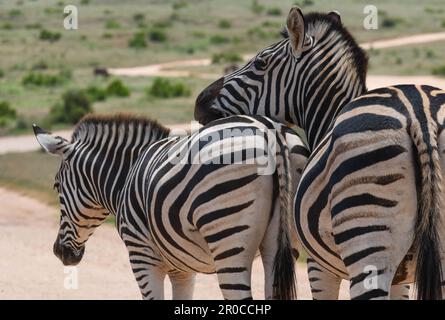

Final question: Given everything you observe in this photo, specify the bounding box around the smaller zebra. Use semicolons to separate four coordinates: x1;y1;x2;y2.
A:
33;114;308;300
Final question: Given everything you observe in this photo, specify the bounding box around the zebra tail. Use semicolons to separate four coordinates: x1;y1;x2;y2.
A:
411;120;443;300
272;130;297;300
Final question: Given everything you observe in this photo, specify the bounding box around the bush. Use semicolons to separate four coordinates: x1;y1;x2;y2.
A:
39;29;61;42
218;19;231;29
251;0;264;15
105;19;120;29
381;17;403;29
31;60;48;70
106;79;130;97
9;9;22;18
0;101;16;119
210;35;229;45
266;7;282;16
149;29;167;42
147;78;191;99
133;13;145;23
0;69;4;78
85;86;107;102
25;23;42;29
212;52;243;64
172;1;187;10
50;90;92;125
22;72;63;87
432;65;445;76
128;32;147;48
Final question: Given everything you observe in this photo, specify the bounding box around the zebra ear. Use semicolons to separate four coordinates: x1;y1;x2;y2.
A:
286;6;306;56
33;124;71;157
328;10;341;23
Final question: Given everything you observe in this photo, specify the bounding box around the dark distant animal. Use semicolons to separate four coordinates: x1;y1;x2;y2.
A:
93;67;109;77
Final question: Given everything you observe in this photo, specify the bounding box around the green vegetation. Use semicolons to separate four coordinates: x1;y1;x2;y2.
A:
218;20;231;29
49;89;93;125
432;65;445;77
0;101;17;127
212;52;243;64
106;79;130;97
86;86;107;102
266;7;282;16
149;29;167;42
0;69;4;78
39;29;61;42
147;78;191;99
22;72;63;87
128;31;147;48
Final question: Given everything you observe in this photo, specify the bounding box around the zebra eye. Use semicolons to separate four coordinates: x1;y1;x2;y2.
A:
253;57;267;70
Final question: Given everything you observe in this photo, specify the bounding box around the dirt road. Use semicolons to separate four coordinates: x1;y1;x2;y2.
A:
0;187;350;299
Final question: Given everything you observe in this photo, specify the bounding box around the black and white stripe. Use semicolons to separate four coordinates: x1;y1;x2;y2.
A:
34;114;309;300
195;7;445;299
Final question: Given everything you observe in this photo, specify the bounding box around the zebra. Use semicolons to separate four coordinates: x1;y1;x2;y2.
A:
195;7;443;299
33;113;309;300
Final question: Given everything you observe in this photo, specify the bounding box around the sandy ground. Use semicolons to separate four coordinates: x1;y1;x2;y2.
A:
0;187;350;300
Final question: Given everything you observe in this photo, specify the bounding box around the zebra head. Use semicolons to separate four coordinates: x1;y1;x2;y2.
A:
195;7;367;149
33;125;108;266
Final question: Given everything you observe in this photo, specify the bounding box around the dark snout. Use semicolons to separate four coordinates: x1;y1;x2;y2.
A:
53;237;85;266
194;77;224;125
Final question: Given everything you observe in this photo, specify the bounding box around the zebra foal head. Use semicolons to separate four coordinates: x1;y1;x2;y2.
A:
33;125;108;266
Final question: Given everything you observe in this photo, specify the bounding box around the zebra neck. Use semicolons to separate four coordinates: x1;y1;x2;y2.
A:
299;78;366;150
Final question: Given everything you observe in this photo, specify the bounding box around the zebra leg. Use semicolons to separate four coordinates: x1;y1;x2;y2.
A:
390;284;410;300
127;248;167;300
307;258;342;300
169;271;196;300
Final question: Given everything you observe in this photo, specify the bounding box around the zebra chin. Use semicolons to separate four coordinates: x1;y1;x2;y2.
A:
53;239;85;266
194;77;224;125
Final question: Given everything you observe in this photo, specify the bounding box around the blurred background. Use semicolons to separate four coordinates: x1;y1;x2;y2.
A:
0;0;444;299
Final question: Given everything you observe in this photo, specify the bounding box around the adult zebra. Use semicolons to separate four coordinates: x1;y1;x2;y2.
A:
195;7;445;299
33;114;308;300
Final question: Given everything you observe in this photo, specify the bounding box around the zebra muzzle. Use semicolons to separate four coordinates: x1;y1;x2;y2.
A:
53;238;85;266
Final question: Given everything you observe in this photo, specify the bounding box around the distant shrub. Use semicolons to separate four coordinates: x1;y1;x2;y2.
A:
381;17;403;29
25;23;42;29
0;69;4;78
2;23;13;30
247;27;268;39
426;50;435;58
15;117;29;131
210;35;230;45
251;0;264;15
0;101;16;119
128;32;147;48
105;19;120;29
133;13;145;23
153;20;172;29
266;7;282;16
81;0;90;4
442;20;445;28
172;1;187;10
102;32;113;39
86;86;107;102
212;52;243;64
294;0;314;6
147;78;191;99
22;72;63;87
44;7;58;14
218;19;231;29
9;9;22;18
31;60;48;70
50;90;93;125
106;80;130;97
39;29;61;42
149;29;167;42
432;65;445;76
57;1;65;6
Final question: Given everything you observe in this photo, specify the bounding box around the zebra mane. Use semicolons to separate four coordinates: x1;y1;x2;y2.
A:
281;11;368;89
71;113;171;143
